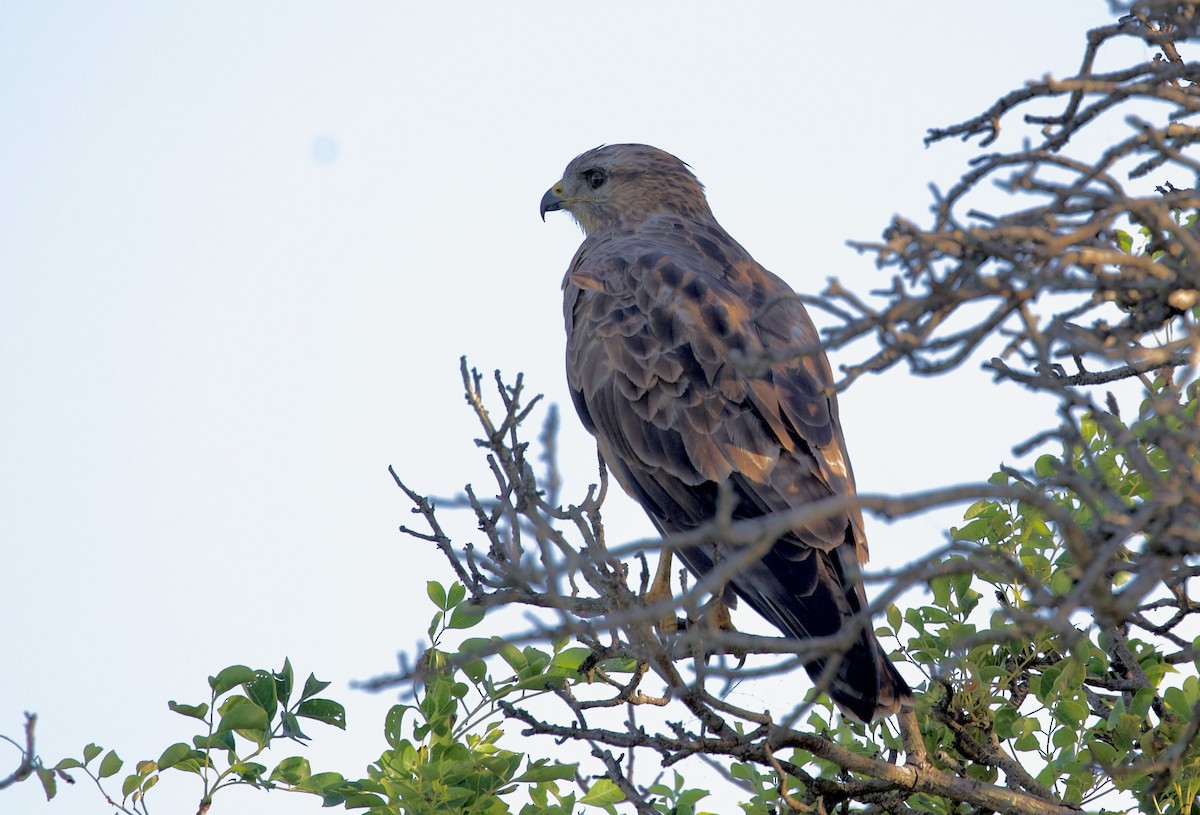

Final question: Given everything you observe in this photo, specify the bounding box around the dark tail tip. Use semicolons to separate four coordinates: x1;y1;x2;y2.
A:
817;640;914;723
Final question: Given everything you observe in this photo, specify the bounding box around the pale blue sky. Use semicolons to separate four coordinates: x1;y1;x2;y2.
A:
1;4;1143;813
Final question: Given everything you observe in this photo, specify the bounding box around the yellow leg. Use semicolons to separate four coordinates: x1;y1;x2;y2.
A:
643;549;679;634
704;594;735;633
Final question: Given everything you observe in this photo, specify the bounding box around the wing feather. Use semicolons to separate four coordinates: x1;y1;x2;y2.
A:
564;217;863;557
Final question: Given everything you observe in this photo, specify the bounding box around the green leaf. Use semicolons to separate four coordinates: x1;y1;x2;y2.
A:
1050;570;1074;596
886;604;902;633
98;750;124;779
1056;657;1086;695
82;743;103;765
949;567;971;600
299;672;331;702
580;778;624;807
523;646;552;674
597;657;639;675
209;665;256;696
953;518;991;543
343;791;387;808
1013;732;1040;752
194;731;236;751
993;707;1020;739
216;702;269;733
919;606;951;623
275;657;295;708
1051;726;1076;749
36;766;56;800
930;576;951;608
1035;764;1058;790
281;711;310;740
295;698;347;729
460;636;495;656
218;694;253;716
230;761;267;781
514;760;578;783
171;753;207;775
447;582;466;607
463;657;487;683
1132;687;1157;717
122;772;143;798
54;757;83;771
302;770;347;795
384;705;409;749
1164;686;1189;715
1080;415;1097;443
167;700;210;721
427;611;444;639
530;783;551;808
427;580;448;610
1039;664;1063;701
550;647;592;674
1034;454;1059;478
245;670;279;723
497;642;528;673
448;602;486;629
270;756;312;785
1088;739;1118;766
142;773;161;795
157;742;192;771
1137;657;1166;691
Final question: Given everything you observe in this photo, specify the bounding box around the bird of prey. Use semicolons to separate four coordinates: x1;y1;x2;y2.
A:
540;144;911;722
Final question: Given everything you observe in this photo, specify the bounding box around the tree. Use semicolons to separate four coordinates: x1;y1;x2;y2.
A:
377;4;1200;812
6;3;1199;813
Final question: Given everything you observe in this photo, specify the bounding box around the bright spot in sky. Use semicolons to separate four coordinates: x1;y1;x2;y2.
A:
311;134;339;164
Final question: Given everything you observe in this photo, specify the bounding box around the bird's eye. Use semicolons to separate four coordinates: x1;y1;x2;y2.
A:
582;168;608;190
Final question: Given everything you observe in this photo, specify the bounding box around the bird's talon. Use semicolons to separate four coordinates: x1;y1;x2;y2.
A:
700;597;748;662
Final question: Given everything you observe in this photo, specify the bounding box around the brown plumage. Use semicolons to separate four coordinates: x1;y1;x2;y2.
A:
540;144;911;722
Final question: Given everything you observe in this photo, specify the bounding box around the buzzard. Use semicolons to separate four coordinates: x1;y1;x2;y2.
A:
540;144;911;721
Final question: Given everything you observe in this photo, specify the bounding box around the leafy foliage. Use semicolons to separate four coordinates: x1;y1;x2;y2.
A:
346;582;588;815
865;378;1200;815
18;586;667;814
40;659;352;813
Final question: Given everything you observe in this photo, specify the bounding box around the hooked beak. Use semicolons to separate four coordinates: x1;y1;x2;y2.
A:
540;181;565;222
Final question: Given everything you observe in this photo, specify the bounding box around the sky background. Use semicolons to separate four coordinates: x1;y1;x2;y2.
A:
1;4;1151;813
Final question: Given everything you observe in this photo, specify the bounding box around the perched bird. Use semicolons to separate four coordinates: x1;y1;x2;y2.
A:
540;144;911;722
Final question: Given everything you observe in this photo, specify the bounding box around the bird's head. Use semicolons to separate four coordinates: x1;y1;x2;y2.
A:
540;144;713;235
